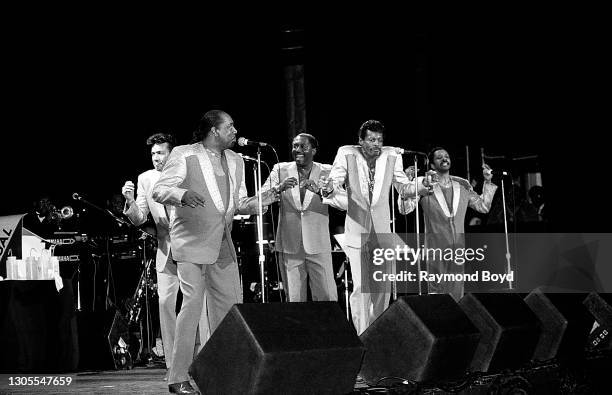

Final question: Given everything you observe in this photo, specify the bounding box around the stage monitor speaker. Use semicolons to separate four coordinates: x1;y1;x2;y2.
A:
458;292;540;373
359;294;480;384
189;302;364;395
583;292;612;350
524;288;593;361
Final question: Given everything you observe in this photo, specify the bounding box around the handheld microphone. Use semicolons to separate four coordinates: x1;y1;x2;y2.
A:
237;137;268;147
394;147;427;156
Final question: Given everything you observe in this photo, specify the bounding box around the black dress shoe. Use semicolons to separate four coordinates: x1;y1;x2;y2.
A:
168;381;199;394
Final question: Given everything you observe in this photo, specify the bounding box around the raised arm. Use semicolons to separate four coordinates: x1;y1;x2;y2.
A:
468;181;497;213
468;164;498;213
123;174;150;226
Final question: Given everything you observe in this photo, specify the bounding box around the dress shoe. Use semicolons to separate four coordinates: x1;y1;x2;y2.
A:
168;381;199;394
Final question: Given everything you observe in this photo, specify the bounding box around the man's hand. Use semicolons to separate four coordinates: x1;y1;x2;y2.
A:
404;166;416;181
181;190;206;208
261;189;280;206
399;183;413;200
318;176;333;193
422;170;439;188
279;177;298;192
300;178;319;193
122;181;135;204
482;163;493;182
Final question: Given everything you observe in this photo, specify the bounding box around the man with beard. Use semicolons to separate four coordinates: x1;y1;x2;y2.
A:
400;147;497;301
321;120;411;335
152;111;276;394
121;132;209;381
260;132;345;302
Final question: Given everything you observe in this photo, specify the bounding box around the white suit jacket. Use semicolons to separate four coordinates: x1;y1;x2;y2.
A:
123;169;171;272
399;175;497;238
260;161;346;255
152;143;260;265
328;145;410;248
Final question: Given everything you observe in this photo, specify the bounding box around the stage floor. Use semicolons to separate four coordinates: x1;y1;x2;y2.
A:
0;369;370;394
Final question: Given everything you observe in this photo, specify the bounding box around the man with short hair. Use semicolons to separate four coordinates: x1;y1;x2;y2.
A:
260;132;344;302
121;132;209;380
400;147;497;301
321;120;411;335
152;111;276;394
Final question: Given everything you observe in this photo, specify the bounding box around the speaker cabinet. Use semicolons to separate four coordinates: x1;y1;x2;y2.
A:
524;289;593;360
459;292;540;372
359;294;480;384
189;302;364;395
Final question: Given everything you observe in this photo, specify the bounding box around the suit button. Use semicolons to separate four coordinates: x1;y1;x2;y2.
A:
300;211;304;216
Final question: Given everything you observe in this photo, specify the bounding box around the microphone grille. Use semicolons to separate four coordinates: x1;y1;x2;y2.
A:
237;137;247;147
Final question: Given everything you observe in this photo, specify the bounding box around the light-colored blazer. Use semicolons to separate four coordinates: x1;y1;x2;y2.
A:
399;175;497;243
152;143;259;265
261;161;345;255
123;169;171;272
328;145;409;248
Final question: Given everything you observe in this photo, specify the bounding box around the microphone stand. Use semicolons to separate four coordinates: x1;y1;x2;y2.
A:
397;153;425;296
498;173;513;290
413;155;423;295
391;186;397;301
255;147;267;303
74;194;154;239
479;149;513;290
73;194;155;311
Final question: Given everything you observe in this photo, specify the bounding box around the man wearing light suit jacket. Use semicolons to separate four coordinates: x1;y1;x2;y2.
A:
322;120;411;335
152;111;276;395
260;133;346;303
399;147;497;301
121;132;209;381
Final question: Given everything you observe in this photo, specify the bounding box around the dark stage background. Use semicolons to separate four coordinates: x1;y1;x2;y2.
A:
3;17;609;232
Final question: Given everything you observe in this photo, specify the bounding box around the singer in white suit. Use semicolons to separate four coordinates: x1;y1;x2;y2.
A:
260;133;346;302
152;111;276;394
322;120;411;335
121;133;209;380
399;147;497;301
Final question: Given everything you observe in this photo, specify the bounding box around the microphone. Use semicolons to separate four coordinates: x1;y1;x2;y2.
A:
394;147;427;156
72;193;82;201
237;137;268;147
